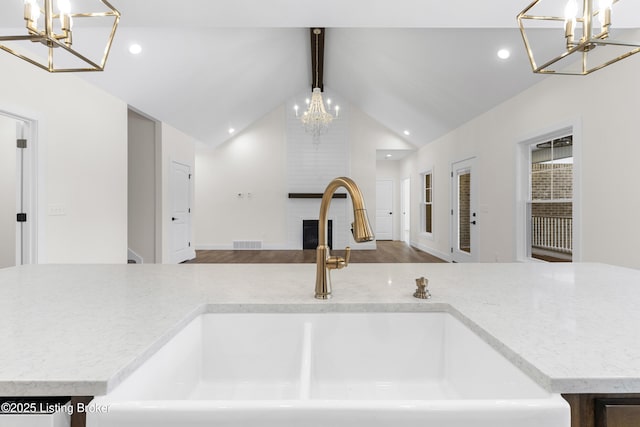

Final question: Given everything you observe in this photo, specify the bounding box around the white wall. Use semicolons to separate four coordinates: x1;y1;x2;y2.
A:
350;107;414;246
0;53;128;263
195;107;288;249
194;96;415;250
160;122;196;263
400;135;455;261
0;115;16;268
128;110;157;263
403;55;640;269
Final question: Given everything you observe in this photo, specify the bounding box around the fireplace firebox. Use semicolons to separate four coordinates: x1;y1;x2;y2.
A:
303;220;332;250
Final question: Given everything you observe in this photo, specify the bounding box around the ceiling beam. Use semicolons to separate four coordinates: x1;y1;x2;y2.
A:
309;27;325;91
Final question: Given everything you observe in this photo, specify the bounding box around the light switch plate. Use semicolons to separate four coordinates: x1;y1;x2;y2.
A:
47;204;66;216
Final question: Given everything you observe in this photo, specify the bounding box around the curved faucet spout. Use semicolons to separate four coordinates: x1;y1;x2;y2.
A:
315;177;374;299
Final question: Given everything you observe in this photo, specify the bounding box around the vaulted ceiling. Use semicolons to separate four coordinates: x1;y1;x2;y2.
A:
2;0;639;148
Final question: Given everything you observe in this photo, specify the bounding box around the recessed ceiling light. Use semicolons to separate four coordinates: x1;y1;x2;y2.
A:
129;44;142;55
385;154;393;159
403;130;411;136
228;128;235;134
497;49;511;60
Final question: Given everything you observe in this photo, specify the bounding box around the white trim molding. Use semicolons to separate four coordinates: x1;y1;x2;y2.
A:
412;240;452;263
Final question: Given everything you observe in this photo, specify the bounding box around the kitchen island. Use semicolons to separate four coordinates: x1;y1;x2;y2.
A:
0;262;639;426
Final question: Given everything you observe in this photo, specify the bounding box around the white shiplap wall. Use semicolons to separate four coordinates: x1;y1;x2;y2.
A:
286;90;351;249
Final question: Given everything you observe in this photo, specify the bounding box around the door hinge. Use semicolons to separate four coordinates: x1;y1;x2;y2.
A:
17;213;27;222
188;208;191;213
188;242;191;247
451;171;453;178
189;174;192;179
17;139;27;149
451;247;453;253
451;209;453;215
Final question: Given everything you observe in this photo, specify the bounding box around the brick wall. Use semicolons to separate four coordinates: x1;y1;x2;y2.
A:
531;163;572;218
531;163;572;201
532;202;572;218
458;173;471;251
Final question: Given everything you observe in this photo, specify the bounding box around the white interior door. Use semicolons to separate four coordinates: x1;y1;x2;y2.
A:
0;115;17;268
376;180;393;240
401;178;411;244
0;112;37;267
170;161;193;263
451;158;478;262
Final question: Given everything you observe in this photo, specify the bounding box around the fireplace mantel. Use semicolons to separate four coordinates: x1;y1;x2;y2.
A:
288;193;347;199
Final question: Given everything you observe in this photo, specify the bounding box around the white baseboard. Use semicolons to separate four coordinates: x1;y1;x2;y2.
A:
195;242;377;251
411;241;452;262
195;243;290;250
351;241;377;250
195;244;231;250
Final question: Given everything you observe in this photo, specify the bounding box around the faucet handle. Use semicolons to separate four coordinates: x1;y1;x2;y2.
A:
326;247;351;270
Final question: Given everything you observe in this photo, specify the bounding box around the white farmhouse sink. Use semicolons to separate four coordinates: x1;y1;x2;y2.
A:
87;312;569;427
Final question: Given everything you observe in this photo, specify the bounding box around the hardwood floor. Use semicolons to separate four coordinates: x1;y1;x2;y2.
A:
187;241;445;264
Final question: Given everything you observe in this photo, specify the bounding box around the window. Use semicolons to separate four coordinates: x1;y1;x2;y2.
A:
422;172;433;234
528;135;573;262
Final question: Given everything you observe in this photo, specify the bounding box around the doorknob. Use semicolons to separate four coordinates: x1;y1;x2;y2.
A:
171;217;177;221
470;220;476;225
389;212;392;215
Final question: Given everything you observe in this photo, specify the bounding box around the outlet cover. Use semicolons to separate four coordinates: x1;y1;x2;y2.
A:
47;205;66;216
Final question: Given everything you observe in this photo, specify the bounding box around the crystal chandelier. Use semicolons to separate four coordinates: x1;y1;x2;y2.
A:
301;87;334;138
300;28;338;142
0;0;120;72
517;0;640;75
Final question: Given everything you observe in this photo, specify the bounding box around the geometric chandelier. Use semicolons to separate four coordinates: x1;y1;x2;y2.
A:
517;0;640;75
0;0;120;72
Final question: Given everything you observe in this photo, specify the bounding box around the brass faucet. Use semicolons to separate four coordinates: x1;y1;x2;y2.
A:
315;177;374;299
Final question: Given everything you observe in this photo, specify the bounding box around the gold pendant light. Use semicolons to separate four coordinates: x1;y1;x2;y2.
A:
517;0;640;75
0;0;120;72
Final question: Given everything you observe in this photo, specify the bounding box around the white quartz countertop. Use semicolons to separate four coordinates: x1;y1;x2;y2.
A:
0;262;639;396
